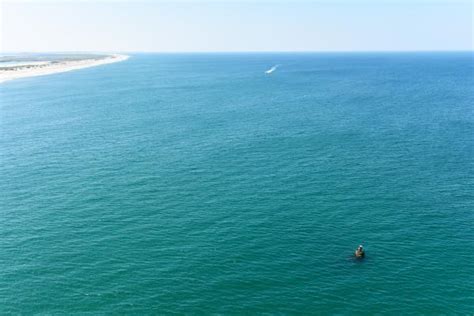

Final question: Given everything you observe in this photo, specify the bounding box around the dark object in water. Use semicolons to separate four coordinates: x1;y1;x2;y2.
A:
355;245;365;258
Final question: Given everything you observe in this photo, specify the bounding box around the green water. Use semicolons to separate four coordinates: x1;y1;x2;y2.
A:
1;53;473;314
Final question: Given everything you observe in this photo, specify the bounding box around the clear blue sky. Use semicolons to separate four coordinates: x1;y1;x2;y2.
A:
1;0;472;52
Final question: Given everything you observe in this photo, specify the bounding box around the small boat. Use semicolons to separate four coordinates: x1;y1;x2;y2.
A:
355;245;365;258
265;65;278;74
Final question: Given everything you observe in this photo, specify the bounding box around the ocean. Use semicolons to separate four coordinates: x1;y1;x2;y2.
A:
1;53;473;314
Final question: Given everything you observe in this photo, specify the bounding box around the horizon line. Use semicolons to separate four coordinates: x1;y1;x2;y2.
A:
2;49;473;54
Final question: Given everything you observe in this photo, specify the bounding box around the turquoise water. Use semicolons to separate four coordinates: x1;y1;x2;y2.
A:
1;53;473;314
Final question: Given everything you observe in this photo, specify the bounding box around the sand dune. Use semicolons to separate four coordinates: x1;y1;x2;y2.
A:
0;54;129;83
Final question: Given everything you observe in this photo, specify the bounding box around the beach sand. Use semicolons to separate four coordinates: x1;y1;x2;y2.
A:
0;54;129;83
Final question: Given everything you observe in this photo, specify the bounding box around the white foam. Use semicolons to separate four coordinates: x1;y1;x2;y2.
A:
265;65;279;74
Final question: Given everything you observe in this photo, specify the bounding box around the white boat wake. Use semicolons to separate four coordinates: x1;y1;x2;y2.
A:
265;65;279;74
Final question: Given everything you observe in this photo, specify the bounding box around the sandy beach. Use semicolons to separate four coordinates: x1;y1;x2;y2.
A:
0;54;129;83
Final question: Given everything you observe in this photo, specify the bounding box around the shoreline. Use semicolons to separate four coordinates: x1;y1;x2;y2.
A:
0;54;129;83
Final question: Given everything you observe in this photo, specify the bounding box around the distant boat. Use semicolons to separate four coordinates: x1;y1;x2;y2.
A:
265;65;278;74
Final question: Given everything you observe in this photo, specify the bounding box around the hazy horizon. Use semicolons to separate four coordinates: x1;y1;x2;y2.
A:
2;0;472;53
1;50;474;54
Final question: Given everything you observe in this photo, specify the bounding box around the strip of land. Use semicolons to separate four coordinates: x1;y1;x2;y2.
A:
0;54;129;83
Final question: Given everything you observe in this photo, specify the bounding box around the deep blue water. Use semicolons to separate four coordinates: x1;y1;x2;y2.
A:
1;53;473;314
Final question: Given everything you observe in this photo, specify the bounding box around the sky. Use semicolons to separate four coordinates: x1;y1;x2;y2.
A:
1;0;472;52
